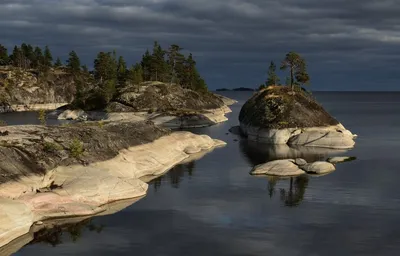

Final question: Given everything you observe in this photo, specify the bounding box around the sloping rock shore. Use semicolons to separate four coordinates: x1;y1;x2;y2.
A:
0;122;225;249
50;82;236;128
239;86;356;149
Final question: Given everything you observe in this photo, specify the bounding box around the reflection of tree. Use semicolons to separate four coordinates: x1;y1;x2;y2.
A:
152;161;196;190
279;175;309;207
267;175;309;207
28;218;104;247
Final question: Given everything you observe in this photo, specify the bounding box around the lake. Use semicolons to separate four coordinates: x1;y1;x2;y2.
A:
10;91;400;256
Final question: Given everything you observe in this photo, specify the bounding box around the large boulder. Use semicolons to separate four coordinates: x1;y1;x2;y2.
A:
239;86;356;149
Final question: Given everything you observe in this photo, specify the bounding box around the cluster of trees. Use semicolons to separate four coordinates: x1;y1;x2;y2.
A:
260;52;310;90
0;43;54;71
0;42;207;92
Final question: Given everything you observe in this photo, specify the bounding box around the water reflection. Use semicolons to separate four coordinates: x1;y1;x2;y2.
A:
28;218;104;247
152;161;196;190
239;139;348;166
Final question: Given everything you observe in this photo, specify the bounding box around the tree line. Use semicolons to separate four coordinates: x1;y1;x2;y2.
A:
260;52;310;90
0;42;208;92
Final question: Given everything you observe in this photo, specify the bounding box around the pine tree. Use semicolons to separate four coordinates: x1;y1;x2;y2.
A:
127;63;144;84
167;44;185;85
0;44;9;65
66;50;81;73
54;57;62;68
10;46;24;68
266;61;280;86
141;50;152;81
94;51;117;82
44;45;53;67
150;41;167;81
33;47;44;69
117;55;127;85
280;52;309;89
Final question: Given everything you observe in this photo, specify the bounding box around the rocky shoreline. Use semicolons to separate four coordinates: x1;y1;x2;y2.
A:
0;122;226;249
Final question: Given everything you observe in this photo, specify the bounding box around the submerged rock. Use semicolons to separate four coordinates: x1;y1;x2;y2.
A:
238;86;356;149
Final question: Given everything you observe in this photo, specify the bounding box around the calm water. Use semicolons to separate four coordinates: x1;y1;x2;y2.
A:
10;91;400;255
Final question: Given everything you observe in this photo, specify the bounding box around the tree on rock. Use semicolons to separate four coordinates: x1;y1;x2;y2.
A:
167;44;185;84
117;55;127;86
280;52;309;89
44;45;53;68
0;44;9;65
54;57;63;68
151;41;167;82
66;50;81;73
266;61;280;86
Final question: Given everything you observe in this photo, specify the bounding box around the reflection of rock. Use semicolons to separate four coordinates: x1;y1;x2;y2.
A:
251;160;305;176
239;139;348;166
0;198;142;255
327;156;357;164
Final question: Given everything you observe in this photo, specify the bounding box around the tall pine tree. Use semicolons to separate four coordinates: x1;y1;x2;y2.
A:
266;61;280;86
44;45;53;67
66;50;81;73
0;44;9;65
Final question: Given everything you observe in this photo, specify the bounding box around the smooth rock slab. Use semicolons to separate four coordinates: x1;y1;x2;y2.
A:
288;130;355;149
327;156;356;164
251;159;306;176
300;161;336;174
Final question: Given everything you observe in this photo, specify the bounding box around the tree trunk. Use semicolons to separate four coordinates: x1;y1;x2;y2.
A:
290;67;294;89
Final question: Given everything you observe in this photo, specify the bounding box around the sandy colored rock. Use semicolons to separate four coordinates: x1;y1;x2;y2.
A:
251;159;306;176
327;156;356;164
300;161;336;174
288;130;355;149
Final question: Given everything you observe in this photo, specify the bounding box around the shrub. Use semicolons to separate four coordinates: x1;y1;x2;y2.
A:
43;141;62;153
38;109;47;125
69;138;84;158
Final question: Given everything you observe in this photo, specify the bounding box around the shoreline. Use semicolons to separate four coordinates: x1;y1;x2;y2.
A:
0;129;226;249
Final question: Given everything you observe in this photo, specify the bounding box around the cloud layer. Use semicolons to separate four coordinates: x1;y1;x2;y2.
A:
2;0;400;90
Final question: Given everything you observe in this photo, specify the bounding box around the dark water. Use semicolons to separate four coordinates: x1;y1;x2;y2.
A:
12;91;400;256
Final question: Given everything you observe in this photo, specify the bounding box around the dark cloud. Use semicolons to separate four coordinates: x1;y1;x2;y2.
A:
1;0;400;90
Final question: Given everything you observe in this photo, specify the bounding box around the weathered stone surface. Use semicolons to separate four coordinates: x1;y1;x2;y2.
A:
295;158;307;166
327;156;356;164
213;93;238;106
251;159;306;176
288;129;355;149
57;109;87;120
300;161;336;174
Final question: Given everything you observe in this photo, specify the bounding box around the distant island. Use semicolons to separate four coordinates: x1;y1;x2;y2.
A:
216;87;255;92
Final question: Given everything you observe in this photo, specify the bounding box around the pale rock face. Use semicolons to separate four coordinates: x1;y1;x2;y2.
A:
0;131;226;249
241;123;355;149
288;129;355;149
57;109;87;120
251;159;306;176
327;156;356;164
300;161;336;174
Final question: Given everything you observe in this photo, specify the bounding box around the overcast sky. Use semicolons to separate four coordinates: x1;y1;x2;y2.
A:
1;0;400;91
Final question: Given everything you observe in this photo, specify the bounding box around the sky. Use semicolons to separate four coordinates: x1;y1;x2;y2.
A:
1;0;400;91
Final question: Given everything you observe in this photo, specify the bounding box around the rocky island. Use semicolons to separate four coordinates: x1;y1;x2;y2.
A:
239;86;356;148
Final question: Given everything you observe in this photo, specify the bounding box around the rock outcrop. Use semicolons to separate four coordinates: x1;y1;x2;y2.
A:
0;122;226;248
251;158;337;176
51;81;236;128
239;86;356;148
0;67;75;112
